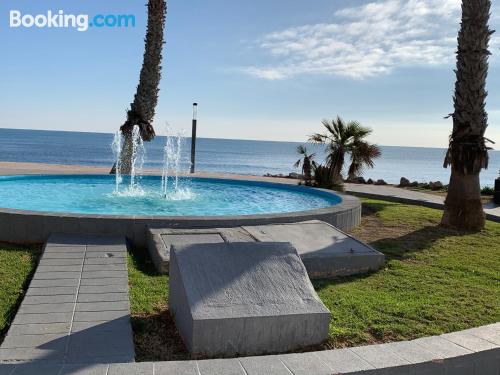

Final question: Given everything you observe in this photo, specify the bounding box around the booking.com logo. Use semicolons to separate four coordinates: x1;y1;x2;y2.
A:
9;10;135;32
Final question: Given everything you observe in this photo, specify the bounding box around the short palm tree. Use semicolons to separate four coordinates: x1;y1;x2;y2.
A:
294;145;316;185
442;0;493;231
116;0;167;174
309;117;381;182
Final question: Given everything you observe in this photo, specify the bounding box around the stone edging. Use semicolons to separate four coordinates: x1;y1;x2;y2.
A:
1;323;498;374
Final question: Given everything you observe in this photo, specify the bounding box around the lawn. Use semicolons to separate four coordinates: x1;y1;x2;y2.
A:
0;243;40;343
127;198;500;360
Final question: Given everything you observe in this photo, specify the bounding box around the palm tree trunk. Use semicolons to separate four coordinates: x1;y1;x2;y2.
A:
116;0;167;175
441;0;492;231
442;166;485;231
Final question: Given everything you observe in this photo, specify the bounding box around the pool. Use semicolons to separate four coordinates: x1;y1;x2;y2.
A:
0;174;361;246
0;175;341;216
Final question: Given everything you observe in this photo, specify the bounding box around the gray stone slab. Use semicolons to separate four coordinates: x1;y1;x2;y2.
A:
1;334;68;349
29;278;79;288
154;361;199;375
170;242;330;356
73;311;129;322
33;272;81;280
83;264;127;272
19;303;74;314
81;271;125;279
243;220;385;278
79;285;128;294
42;253;85;259
147;227;256;273
71;318;132;333
384;341;443;363
77;293;129;303
84;258;126;266
350;344;411;369
60;364;109;375
13;312;72;325
239;356;291;375
441;331;499;352
314;348;375;373
26;286;77;296
21;295;76;305
79;277;128;286
6;323;71;336
413;336;473;359
0;347;64;362
108;363;153;375
75;301;130;312
197;359;245;375
38;258;83;266
463;325;500;345
9;363;63;374
37;265;82;272
279;353;332;375
85;252;126;259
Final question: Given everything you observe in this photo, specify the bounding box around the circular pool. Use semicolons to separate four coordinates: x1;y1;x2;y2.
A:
0;174;361;246
0;175;341;216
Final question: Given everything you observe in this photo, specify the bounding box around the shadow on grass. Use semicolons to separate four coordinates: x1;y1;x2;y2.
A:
0;243;41;343
127;244;159;277
369;225;471;260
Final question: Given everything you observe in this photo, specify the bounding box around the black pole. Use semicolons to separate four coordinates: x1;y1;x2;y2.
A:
190;103;198;174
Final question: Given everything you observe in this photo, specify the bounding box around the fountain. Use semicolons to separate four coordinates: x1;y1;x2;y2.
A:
161;128;186;198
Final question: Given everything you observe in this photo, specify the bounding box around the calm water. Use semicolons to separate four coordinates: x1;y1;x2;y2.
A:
0;128;499;187
0;175;340;216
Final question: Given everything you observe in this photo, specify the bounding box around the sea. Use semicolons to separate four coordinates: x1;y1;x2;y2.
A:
0;128;499;187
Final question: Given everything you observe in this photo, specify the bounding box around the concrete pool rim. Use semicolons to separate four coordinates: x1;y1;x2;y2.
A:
0;174;361;246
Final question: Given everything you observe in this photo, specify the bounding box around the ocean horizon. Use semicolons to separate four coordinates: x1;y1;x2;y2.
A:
1;127;499;187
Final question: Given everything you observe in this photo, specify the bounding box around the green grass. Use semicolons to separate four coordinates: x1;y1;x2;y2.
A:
0;244;39;341
127;199;500;353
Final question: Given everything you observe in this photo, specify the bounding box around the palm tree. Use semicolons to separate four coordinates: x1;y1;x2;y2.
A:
309;117;381;183
115;0;167;174
294;145;316;185
442;0;493;231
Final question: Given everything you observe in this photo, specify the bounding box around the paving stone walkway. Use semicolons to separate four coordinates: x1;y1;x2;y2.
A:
0;234;135;364
345;183;500;221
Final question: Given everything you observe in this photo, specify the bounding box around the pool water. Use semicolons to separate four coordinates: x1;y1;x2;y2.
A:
0;175;341;216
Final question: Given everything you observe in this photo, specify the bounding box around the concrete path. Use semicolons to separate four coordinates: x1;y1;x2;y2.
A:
0;234;135;364
345;183;500;221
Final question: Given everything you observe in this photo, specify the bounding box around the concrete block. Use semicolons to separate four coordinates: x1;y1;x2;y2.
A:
169;242;330;357
197;359;245;375
350;344;410;369
243;221;384;278
154;361;199;375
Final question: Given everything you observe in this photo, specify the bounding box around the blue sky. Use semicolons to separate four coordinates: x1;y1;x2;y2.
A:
1;0;500;147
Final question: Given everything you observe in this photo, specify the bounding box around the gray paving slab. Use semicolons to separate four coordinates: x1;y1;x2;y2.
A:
59;364;109;375
279;353;332;375
154;361;200;375
413;336;473;358
79;285;128;294
441;331;499;352
6;323;71;336
75;301;130;312
84;258;126;265
463;324;500;345
108;363;153;375
350;344;411;369
18;303;74;314
9;363;63;374
0;234;134;365
77;293;129;303
314;348;375;373
21;295;76;305
197;359;245;375
29;279;80;288
79;277;128;286
238;356;291;375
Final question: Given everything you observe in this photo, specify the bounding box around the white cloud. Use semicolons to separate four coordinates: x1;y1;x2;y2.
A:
243;0;499;80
